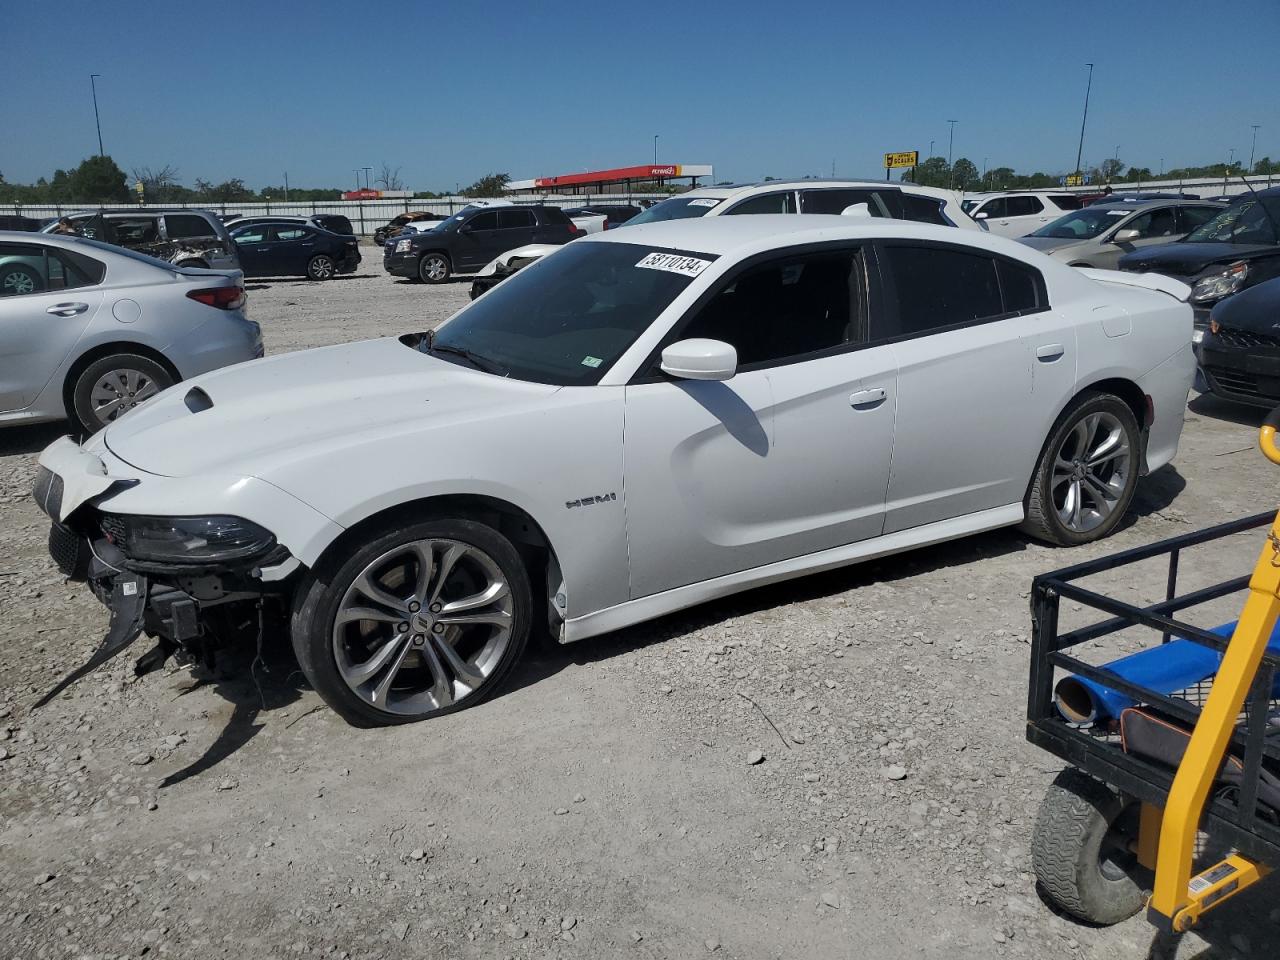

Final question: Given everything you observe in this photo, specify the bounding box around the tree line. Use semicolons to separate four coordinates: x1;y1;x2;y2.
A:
902;155;1275;192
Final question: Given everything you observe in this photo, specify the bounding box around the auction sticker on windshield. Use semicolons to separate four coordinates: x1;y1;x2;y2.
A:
636;252;712;277
688;198;721;208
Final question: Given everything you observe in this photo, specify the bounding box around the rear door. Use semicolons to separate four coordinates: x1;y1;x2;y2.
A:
875;241;1059;531
0;241;106;410
271;226;317;274
496;208;538;251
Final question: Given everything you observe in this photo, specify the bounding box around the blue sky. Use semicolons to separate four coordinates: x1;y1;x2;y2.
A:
4;0;1278;192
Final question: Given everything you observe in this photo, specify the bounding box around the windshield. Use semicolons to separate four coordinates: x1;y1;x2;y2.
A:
626;196;724;226
1030;207;1131;240
420;241;712;385
1185;198;1279;245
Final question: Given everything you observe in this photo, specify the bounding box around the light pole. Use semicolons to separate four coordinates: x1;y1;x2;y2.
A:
1075;63;1094;176
946;120;957;187
982;157;988;188
354;169;361;192
653;135;659;165
362;166;372;191
928;139;934;160
1250;124;1260;173
89;74;104;156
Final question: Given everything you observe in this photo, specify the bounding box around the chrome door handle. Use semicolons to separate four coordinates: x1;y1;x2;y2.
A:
849;388;887;409
1036;343;1065;362
46;302;89;317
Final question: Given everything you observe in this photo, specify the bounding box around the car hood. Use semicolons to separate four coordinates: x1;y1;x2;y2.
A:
102;337;561;479
1120;242;1277;276
1018;237;1087;255
1212;276;1280;332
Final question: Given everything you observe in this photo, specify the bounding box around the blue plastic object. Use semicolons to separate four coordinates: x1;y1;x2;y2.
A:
1054;621;1280;725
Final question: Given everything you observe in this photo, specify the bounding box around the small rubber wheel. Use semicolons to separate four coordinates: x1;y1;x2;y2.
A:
307;254;336;281
69;353;174;434
418;252;451;284
291;517;531;727
1;263;45;296
1022;391;1141;545
1032;768;1147;925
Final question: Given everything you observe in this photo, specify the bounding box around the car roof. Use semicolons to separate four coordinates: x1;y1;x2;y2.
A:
1089;198;1212;211
675;180;964;203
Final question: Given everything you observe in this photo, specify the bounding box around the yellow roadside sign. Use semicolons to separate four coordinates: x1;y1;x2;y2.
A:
884;151;918;169
1065;174;1084;187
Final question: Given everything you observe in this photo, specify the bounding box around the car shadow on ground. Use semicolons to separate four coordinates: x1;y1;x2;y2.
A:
244;274;376;289
1188;391;1267;427
0;421;73;457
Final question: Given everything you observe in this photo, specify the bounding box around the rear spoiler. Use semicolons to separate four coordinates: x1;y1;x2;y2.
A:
1077;267;1191;302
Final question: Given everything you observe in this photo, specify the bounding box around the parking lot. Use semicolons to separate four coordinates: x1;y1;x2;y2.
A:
3;252;1279;960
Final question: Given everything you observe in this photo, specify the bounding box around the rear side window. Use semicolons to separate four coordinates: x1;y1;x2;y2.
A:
996;259;1043;314
1005;196;1044;216
1049;195;1083;210
539;207;571;225
724;192;798;215
498;209;536;229
273;228;309;241
800;189;899;218
900;193;950;226
879;244;1005;338
165;214;216;239
0;242;104;297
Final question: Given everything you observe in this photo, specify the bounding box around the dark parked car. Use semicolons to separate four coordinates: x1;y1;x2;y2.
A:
1120;187;1280;330
561;205;643;229
229;223;361;280
0;215;40;232
1197;276;1280;408
225;213;355;236
383;205;578;283
374;212;448;246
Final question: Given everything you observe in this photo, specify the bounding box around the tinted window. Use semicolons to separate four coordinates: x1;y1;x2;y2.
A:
997;259;1043;314
165;214;215;239
1005;196;1044;217
677;250;866;369
273;228;309;241
0;243;102;296
539;207;571;225
1177;206;1220;232
425;242;708;386
881;245;1004;337
724;192;798;216
800;189;898;217
900;193;950;226
977;198;1006;219
1126;207;1177;239
498;209;536;229
467;212;500;230
1049;195;1083;210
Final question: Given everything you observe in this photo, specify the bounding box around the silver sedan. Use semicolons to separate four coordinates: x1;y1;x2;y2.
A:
1018;199;1222;269
0;231;262;434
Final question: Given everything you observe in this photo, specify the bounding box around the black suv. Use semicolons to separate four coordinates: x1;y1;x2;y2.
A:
1198;275;1280;408
1120;187;1280;327
383;205;578;283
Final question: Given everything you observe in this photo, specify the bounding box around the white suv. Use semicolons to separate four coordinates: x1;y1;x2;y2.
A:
962;192;1084;238
626;180;980;230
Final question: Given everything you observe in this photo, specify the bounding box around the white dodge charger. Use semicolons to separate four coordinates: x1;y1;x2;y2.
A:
33;217;1194;726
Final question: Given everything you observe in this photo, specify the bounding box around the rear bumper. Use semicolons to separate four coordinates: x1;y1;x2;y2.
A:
338;250;361;274
1199;338;1280;407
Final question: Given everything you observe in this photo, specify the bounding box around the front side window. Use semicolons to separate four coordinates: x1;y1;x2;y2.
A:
977;198;1007;219
1050;195;1084;210
723;192;798;216
675;249;867;369
233;227;268;243
423;241;711;385
466;212;500;231
165;214;215;239
879;244;1005;338
1126;207;1178;239
1030;207;1130;239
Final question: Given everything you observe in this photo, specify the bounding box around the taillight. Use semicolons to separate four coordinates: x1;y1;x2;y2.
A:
187;286;245;310
567;224;580;235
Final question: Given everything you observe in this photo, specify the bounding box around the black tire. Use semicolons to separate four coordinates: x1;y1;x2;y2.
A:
1021;391;1141;546
291;516;532;727
418;252;451;284
0;263;45;296
1032;768;1146;925
69;353;175;435
307;254;337;281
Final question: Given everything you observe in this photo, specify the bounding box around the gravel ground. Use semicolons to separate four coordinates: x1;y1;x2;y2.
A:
2;252;1279;959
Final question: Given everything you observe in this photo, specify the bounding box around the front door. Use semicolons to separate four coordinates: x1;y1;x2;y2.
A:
623;245;898;598
1098;206;1181;269
451;211;502;270
0;241;104;410
875;242;1069;533
230;226;271;276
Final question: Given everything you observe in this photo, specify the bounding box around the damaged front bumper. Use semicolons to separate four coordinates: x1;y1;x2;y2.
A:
31;438;310;703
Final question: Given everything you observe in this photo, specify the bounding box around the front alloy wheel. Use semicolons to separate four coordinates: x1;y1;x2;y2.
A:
418;253;451;284
293;518;531;726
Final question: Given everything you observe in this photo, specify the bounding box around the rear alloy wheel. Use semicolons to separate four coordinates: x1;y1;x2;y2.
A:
292;517;531;727
1;264;44;296
70;353;174;434
1022;392;1140;545
418;252;451;284
307;254;337;281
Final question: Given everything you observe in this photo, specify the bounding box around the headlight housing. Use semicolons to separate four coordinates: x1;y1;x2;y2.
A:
395;238;412;253
99;513;276;564
1189;261;1248;304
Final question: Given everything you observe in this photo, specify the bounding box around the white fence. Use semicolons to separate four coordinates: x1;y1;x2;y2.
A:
6;193;669;236
1062;173;1277;199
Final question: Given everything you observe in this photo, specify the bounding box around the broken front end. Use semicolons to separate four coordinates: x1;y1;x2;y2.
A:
32;461;297;705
